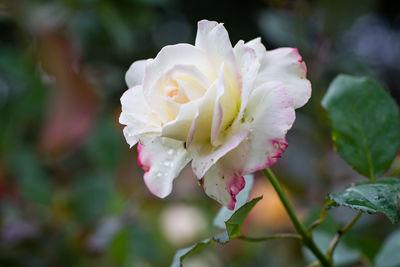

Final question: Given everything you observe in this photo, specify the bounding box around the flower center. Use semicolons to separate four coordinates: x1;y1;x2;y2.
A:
164;77;190;104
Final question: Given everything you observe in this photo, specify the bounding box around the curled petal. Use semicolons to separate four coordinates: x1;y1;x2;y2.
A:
138;137;191;198
186;65;223;147
119;85;161;146
167;64;210;101
195;20;240;100
191;128;249;178
223;82;295;174
161;101;198;141
244;37;267;62
143;44;216;122
255;47;311;109
210;65;239;146
202;163;245;210
125;59;150;88
233;40;260;119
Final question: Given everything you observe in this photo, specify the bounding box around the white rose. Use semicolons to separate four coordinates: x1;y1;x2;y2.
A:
120;20;311;209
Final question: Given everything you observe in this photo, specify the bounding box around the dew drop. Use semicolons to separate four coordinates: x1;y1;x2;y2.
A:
167;149;174;155
156;172;162;177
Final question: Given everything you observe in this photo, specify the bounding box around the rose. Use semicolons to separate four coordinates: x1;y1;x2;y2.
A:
120;20;311;209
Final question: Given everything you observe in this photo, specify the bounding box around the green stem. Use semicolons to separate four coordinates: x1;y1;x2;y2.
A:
326;211;362;260
306;261;322;267
307;200;332;232
389;167;400;177
236;233;301;242
262;168;331;267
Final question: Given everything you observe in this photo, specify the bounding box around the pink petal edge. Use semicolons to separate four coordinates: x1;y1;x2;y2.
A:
137;143;149;172
292;48;308;77
227;174;246;210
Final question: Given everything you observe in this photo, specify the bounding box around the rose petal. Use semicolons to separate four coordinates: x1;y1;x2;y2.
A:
195;20;240;100
161;101;199;141
254;47;311;109
202;163;245;210
125;59;150;88
223;82;295;174
210;65;239;146
185;65;223;147
168;64;210;101
191;128;248;178
233;40;260;120
143;44;216;122
138;137;191;198
244;37;267;62
119;85;162;146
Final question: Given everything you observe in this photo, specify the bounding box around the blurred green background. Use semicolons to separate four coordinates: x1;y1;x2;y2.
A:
1;0;400;266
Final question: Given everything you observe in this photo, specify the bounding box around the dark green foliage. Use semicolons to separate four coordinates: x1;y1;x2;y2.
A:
322;75;400;178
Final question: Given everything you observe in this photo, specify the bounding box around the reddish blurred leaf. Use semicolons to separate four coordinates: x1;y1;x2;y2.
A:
36;26;98;157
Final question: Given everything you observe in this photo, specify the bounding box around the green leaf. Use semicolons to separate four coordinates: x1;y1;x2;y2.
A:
170;231;229;267
322;75;400;179
8;147;52;205
375;229;400;267
213;174;254;229
225;196;263;238
171;196;261;266
329;177;400;223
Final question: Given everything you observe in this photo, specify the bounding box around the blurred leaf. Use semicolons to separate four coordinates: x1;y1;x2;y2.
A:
108;227;132;266
9;148;52;205
225;196;262;238
108;226;135;266
213;174;254;229
322;75;400;178
108;222;159;266
170;231;228;267
374;229;400;267
258;9;311;55
329;177;400;223
352;236;381;263
318;0;373;35
36;29;98;158
70;172;112;224
0;48;47;153
96;1;133;53
85;119;124;169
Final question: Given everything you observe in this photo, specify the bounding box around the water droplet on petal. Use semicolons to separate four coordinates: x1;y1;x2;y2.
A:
156;172;162;177
167;149;174;155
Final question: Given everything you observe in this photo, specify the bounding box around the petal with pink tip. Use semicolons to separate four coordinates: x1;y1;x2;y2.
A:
191;128;248;179
202;162;245;210
223;82;295;174
138;137;191;198
254;47;311;109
